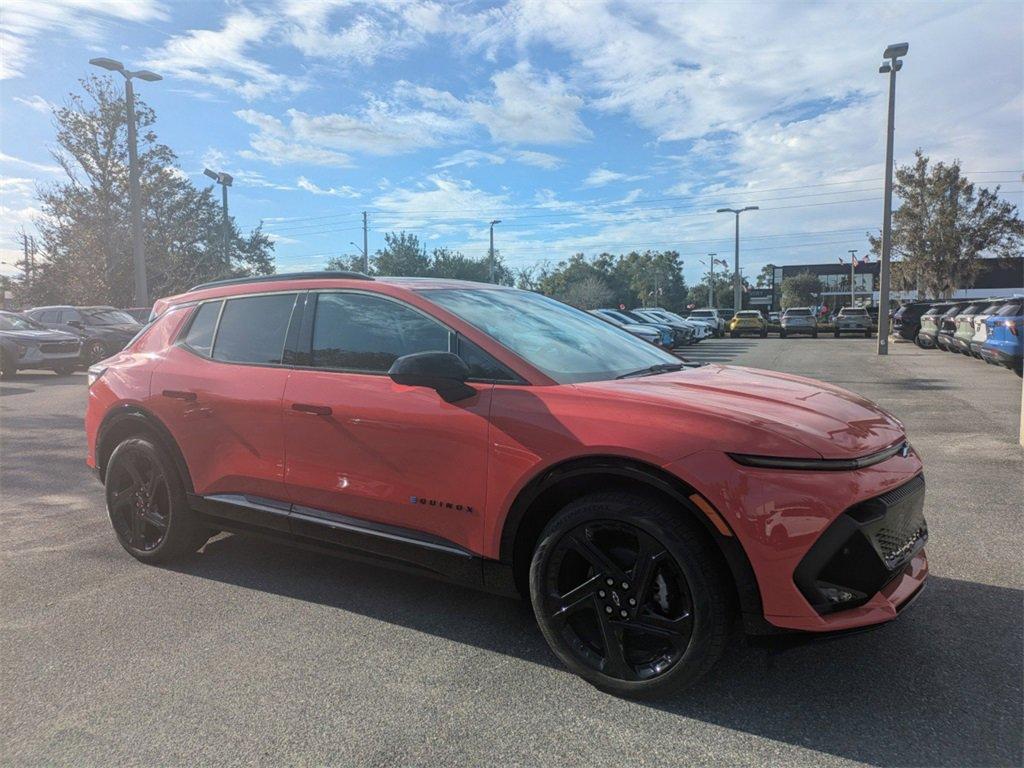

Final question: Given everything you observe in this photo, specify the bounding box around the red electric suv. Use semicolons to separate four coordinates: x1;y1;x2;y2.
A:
85;273;928;697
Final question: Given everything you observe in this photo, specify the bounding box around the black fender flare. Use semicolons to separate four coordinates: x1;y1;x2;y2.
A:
95;405;194;493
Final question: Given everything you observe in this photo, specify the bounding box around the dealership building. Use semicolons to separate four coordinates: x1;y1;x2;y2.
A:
750;256;1023;312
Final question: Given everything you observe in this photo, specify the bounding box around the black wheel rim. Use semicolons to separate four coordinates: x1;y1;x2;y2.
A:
88;342;106;363
107;448;170;552
541;521;694;682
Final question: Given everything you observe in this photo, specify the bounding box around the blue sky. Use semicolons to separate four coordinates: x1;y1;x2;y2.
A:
1;1;1021;285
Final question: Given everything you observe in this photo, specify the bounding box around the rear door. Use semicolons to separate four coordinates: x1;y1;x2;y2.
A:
148;292;300;508
282;290;497;552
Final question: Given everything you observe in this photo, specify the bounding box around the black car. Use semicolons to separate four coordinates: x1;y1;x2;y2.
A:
890;301;936;341
0;310;82;378
26;305;142;364
935;302;971;352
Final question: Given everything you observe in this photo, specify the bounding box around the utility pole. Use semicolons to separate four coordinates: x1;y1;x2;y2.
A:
717;206;758;310
705;253;717;308
488;219;501;283
848;249;858;306
204;168;233;273
362;211;369;274
876;42;908;355
90;57;161;307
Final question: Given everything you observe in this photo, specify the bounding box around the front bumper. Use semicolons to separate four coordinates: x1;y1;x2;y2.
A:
666;447;927;633
16;343;82;369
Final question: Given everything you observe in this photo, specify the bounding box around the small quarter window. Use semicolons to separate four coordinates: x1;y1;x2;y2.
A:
182;301;222;357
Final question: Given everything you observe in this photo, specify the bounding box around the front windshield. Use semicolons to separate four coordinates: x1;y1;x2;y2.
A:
84;309;138;326
0;313;41;331
996;301;1022;316
604;309;637;325
425;288;681;384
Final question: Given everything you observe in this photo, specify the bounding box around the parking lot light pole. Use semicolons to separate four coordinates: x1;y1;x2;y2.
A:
488;219;501;283
204;168;233;273
876;42;909;356
717;206;758;310
706;253;717;308
89;57;162;307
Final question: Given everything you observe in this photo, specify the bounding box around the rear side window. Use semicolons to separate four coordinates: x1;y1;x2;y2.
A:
213;293;297;365
182;301;222;356
311;292;451;373
996;301;1022;316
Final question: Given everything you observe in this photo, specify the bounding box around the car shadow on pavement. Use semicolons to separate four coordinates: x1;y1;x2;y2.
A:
171;534;1021;767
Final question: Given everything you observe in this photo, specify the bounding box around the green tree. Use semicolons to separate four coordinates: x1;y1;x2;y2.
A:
869;150;1023;297
755;264;775;288
372;231;431;276
22;75;272;307
535;250;687;311
560;275;614;309
780;272;822;309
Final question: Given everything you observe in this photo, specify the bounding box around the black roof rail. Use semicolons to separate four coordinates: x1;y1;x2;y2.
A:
188;271;372;292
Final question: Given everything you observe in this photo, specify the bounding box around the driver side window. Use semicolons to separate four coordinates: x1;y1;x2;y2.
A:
310;292;452;373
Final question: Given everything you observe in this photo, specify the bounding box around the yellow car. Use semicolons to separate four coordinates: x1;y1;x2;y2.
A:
729;310;768;338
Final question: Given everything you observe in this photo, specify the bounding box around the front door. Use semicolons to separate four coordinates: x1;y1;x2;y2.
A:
282;291;492;553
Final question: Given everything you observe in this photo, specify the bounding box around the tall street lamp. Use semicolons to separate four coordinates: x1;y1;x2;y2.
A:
876;42;908;355
204;168;233;274
350;241;367;272
488;219;502;283
89;57;161;307
717;206;758;310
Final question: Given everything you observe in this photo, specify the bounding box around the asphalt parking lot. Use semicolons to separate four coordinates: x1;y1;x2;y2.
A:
1;337;1021;767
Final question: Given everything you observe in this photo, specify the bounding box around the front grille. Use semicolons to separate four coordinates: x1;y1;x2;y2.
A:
794;474;927;614
40;341;79;353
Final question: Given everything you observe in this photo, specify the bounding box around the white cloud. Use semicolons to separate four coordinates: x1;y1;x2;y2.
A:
0;0;167;80
235;110;354;167
512;150;563;169
372;175;509;229
296;176;360;197
0;152;61;174
435;149;506;169
466;62;590;145
144;10;303;100
13;95;52;114
583;167;647;187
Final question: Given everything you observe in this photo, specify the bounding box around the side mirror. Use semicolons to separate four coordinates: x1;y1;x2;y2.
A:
388;351;475;403
66;320;84;329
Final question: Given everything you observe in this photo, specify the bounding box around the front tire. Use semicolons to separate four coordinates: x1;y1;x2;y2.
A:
54;364;76;376
0;351;15;380
779;330;787;338
529;492;732;699
105;437;209;563
812;330;819;338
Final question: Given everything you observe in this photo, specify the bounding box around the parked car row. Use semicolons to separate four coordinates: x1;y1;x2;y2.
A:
913;297;1023;375
0;305;147;378
590;307;716;348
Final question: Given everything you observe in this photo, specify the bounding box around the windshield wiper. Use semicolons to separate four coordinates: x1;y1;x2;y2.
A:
616;362;686;379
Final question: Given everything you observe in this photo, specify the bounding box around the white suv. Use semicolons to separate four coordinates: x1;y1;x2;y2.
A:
687;308;726;337
780;307;818;338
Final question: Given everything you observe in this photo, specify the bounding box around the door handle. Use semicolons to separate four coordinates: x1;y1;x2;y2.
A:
162;389;197;402
291;403;332;416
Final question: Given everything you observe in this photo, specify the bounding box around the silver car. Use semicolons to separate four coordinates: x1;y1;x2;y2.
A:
780;307;818;338
833;307;873;338
0;311;82;378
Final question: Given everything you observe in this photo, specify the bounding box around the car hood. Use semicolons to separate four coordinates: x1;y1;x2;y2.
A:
580;364;905;459
0;328;80;343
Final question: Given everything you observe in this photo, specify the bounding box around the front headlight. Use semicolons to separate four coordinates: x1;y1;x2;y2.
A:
87;364;108;387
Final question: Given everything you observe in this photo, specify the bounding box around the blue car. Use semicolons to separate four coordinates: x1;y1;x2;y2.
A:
980;298;1023;375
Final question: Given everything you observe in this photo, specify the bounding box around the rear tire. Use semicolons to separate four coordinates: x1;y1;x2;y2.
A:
105;437;209;564
779;330;787;338
54;364;76;376
730;331;737;338
529;492;732;699
812;331;818;338
833;331;840;338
